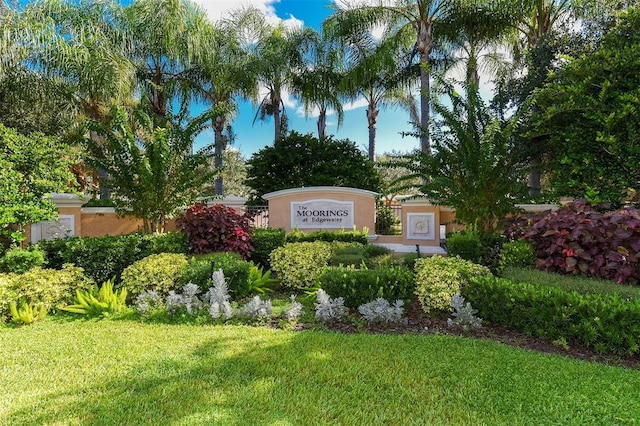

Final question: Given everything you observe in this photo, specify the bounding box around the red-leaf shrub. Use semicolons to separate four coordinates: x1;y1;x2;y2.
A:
524;200;640;284
176;203;254;259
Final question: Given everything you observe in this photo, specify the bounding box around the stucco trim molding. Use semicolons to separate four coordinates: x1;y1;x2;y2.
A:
263;186;378;200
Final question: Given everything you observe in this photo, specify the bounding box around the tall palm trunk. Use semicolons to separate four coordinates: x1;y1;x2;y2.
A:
367;105;378;162
90;129;110;199
213;116;226;196
317;106;327;140
417;19;433;155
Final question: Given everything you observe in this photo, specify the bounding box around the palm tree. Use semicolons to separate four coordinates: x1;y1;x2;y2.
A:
192;22;257;195
438;0;515;89
331;0;458;155
8;0;136;198
123;0;211;124
234;7;315;141
292;28;345;140
329;21;418;161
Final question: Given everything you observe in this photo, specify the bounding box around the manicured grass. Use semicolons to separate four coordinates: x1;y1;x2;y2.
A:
501;266;640;299
2;319;640;425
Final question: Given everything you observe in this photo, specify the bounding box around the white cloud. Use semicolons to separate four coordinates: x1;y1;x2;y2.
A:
193;0;302;28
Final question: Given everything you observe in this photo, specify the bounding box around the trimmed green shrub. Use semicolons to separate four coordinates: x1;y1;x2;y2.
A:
250;228;286;268
501;266;640;300
499;240;536;272
363;244;392;258
415;256;492;314
0;273;17;318
270;242;333;289
34;232;187;285
119;253;188;298
145;231;188;254
5;264;94;312
328;242;366;267
465;275;640;355
286;228;369;244
35;234;152;284
446;231;483;263
318;265;415;308
0;248;45;274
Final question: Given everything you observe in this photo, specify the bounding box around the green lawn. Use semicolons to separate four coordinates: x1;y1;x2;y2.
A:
2;318;639;425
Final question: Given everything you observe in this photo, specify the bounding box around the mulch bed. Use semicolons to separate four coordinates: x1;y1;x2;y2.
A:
300;300;640;370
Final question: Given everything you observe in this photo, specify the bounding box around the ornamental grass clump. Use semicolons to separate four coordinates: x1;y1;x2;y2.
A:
358;298;404;326
315;289;348;323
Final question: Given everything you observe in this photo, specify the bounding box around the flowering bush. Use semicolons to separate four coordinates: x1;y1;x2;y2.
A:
176;203;254;259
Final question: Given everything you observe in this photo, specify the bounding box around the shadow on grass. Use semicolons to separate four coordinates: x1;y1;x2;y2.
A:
5;326;640;425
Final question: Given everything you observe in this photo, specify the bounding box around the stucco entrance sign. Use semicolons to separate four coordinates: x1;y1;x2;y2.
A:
291;199;354;229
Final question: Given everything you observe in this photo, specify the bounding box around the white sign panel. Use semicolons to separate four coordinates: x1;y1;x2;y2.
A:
407;213;436;240
30;215;75;244
291;199;354;229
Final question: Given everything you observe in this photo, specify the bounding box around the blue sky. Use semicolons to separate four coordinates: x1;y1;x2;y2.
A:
192;0;421;159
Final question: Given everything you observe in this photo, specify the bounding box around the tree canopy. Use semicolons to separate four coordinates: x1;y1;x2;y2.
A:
246;131;383;204
531;6;640;206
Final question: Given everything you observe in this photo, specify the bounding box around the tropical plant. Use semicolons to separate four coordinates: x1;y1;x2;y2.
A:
326;13;418;161
10;300;47;325
291;28;345;141
84;106;220;233
62;279;128;316
530;6;640;206
176;203;254;259
394;83;529;234
247;263;280;295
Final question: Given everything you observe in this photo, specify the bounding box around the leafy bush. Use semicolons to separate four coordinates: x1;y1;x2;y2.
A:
35;234;153;284
363;244;392;258
524;200;640;283
250;228;286;269
376;205;400;235
328;242;366;267
465;275;640;355
0;248;45;274
62;279;128;316
318;265;415;309
358;298;404;326
145;231;188;254
119;253;188;298
414;256;492;314
499;240;536;272
286;228;369;244
176;203;254;259
6;264;94;312
0;273;16;318
315;289;348;323
270;242;333;289
446;231;483;263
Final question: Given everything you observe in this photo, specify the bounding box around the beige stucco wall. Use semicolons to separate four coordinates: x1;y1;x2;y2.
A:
263;187;377;234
